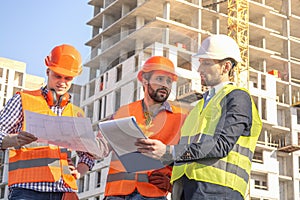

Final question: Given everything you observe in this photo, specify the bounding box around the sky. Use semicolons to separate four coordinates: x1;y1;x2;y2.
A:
0;1;93;84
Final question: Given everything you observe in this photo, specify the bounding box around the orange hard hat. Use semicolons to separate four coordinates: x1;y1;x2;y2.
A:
137;56;177;81
45;44;82;77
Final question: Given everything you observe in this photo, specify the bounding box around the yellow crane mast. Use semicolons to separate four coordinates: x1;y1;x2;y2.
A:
227;0;250;88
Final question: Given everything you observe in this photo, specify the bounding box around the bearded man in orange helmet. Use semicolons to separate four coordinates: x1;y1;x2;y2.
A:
0;44;95;200
98;56;188;200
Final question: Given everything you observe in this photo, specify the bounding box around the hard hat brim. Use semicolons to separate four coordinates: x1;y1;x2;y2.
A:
193;52;242;63
137;69;178;82
48;66;81;77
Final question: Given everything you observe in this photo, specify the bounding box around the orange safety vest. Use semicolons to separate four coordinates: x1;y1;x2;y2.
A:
8;90;84;190
105;100;188;197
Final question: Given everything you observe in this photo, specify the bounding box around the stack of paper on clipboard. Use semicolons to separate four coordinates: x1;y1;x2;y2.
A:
98;116;164;172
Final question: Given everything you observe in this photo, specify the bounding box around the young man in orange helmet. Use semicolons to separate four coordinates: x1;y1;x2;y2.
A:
98;56;189;200
0;44;95;200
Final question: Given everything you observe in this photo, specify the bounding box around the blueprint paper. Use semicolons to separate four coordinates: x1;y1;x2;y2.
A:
24;110;102;158
98;116;164;172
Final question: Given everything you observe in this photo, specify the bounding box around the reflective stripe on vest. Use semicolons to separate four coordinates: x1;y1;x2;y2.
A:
8;91;84;189
171;85;262;198
9;146;70;185
107;172;149;183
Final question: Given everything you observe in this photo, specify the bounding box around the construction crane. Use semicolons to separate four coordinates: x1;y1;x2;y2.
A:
203;0;249;88
227;0;249;88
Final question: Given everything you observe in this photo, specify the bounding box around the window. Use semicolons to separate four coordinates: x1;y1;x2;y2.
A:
0;185;5;198
85;174;90;191
115;89;121;112
78;176;85;193
99;76;104;91
4;85;8;97
98;99;103;121
103;96;107;118
89;80;96;97
253;151;263;163
298;156;300;173
5;70;9;83
96;171;101;188
14;71;23;86
116;66;122;82
254;180;267;190
0;68;3;77
252;173;268;190
71;157;76;166
3;98;7;107
297;109;300;124
178;85;184;96
135;56;139;72
87;103;94;120
261;98;266;120
13;87;21;96
177;82;192;97
261;74;266;90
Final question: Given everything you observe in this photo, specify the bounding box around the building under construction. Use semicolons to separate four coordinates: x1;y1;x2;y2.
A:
0;0;299;200
57;0;300;199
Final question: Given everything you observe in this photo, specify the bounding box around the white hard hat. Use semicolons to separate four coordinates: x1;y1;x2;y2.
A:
194;34;242;63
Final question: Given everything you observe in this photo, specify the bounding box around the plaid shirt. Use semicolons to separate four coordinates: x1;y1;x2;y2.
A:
0;88;95;193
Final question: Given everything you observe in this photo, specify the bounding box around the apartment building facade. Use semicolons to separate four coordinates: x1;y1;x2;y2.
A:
78;0;300;200
0;57;45;198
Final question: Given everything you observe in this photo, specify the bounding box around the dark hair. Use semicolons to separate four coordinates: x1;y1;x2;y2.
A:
216;58;237;80
142;71;154;81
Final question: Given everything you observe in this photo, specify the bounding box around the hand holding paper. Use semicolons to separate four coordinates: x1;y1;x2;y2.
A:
98;116;164;172
2;131;38;149
24;110;102;159
135;138;167;160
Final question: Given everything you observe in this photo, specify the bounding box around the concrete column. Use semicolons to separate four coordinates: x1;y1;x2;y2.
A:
135;38;144;54
136;16;145;29
152;43;164;56
122;3;130;16
103;14;114;30
120;26;129;40
162;27;170;45
163;1;170;20
212;18;220;34
137;0;146;6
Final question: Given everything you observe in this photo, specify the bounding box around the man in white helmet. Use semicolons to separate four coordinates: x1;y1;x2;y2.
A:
135;34;262;199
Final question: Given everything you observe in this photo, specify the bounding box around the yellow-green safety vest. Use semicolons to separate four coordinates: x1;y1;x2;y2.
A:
171;84;262;198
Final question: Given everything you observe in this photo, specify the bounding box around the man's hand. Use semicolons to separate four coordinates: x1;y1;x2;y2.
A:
135;138;166;159
69;162;90;180
2;131;37;149
69;165;81;180
96;131;111;158
149;170;172;192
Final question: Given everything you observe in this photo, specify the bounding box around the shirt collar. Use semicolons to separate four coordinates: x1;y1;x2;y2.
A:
212;81;235;94
41;86;49;99
142;99;173;117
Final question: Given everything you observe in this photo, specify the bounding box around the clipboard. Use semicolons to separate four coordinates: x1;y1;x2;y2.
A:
98;116;164;172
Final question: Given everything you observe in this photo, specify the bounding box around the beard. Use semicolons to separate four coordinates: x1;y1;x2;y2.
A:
147;83;170;103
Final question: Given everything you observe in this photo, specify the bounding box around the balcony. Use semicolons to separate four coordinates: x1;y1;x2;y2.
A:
292;101;300;107
278;145;300;153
